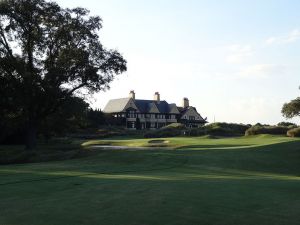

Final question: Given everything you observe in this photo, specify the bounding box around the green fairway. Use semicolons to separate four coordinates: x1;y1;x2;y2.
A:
1;135;300;225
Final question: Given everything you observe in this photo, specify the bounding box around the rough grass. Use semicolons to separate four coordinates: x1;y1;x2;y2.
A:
0;135;300;225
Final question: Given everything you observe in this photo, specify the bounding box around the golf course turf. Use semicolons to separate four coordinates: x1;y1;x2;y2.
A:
0;135;300;225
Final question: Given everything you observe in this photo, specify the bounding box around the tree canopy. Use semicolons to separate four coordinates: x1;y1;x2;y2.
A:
282;97;300;119
0;0;126;149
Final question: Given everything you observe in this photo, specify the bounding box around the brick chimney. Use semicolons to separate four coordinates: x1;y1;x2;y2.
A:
129;90;135;99
182;97;189;108
154;92;160;103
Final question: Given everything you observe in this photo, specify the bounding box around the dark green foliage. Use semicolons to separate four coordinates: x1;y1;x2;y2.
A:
245;125;289;136
39;97;89;138
287;127;300;137
144;123;185;138
188;127;207;136
1;96;90;144
144;122;251;138
144;129;181;138
204;122;251;136
282;97;300;119
0;0;126;149
86;109;105;128
277;121;297;127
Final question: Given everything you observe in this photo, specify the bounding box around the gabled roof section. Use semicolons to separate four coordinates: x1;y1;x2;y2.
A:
134;100;171;113
156;101;171;113
148;102;160;113
168;104;180;114
180;106;198;116
103;98;131;113
180;106;206;121
124;98;139;112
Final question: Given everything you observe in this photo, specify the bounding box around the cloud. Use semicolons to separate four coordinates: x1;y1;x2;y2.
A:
266;29;300;45
237;64;286;79
225;44;254;64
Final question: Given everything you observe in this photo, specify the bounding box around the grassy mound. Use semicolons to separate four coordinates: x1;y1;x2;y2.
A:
144;123;185;138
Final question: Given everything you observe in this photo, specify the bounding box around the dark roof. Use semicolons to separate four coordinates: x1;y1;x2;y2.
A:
177;106;196;114
103;98;180;114
135;99;172;114
177;106;184;113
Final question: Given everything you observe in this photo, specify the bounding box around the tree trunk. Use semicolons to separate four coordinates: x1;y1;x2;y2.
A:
25;120;37;150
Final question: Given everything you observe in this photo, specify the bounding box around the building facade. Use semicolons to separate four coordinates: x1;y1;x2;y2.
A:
103;91;207;129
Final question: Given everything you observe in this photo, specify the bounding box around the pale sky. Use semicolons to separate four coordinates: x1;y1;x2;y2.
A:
56;0;300;125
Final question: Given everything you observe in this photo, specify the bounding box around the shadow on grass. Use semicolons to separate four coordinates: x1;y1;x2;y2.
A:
0;139;300;186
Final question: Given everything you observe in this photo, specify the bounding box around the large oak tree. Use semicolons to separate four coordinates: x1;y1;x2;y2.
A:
282;97;300;119
0;0;126;149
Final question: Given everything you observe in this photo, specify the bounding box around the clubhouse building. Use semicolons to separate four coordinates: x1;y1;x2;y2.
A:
103;91;207;129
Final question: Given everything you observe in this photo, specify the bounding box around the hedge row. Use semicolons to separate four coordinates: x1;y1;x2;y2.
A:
144;123;300;138
245;125;289;136
144;123;185;138
144;122;251;138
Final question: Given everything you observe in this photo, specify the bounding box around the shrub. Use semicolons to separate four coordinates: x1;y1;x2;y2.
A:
144;129;182;138
204;123;250;137
245;125;289;136
161;123;185;129
144;122;251;138
144;123;184;138
277;121;297;127
287;127;300;137
188;127;207;136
